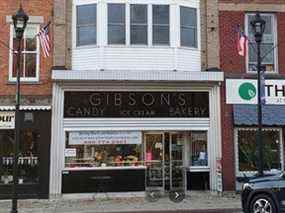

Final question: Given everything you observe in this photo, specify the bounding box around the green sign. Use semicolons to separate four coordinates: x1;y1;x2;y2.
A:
238;82;256;101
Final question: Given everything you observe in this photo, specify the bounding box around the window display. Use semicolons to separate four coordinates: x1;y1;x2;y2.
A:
0;129;40;185
190;131;208;167
237;128;281;172
65;131;143;168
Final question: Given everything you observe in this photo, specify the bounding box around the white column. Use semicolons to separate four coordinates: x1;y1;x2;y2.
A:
49;83;65;197
208;85;222;191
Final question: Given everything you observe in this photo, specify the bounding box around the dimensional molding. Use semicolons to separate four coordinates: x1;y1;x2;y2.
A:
219;3;285;12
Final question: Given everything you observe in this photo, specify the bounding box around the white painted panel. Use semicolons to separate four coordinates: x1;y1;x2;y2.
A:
177;48;201;72
63;118;210;131
72;47;201;72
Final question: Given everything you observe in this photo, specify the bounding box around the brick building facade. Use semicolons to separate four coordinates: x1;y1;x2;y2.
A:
0;1;53;198
219;0;285;190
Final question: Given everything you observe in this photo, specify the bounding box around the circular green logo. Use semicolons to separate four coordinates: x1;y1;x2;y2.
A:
239;82;256;100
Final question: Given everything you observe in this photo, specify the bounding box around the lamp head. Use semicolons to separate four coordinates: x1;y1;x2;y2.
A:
12;5;29;39
250;12;266;43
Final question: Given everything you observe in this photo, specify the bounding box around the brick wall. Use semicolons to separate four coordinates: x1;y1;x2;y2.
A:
220;6;285;190
0;0;53;98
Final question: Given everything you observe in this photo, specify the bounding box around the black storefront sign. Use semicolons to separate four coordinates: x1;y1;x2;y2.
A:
64;91;209;118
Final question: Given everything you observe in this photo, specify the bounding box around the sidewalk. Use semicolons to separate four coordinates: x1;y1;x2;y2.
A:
0;191;242;213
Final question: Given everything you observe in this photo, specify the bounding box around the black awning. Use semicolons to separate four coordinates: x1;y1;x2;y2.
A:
233;104;285;126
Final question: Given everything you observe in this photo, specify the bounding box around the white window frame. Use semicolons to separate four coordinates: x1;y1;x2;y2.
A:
9;24;40;82
72;0;200;50
179;6;198;48
245;13;278;73
235;127;284;177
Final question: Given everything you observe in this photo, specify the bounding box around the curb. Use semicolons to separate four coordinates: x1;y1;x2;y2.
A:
104;208;242;213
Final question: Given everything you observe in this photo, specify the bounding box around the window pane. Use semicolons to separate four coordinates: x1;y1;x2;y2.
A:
181;27;196;47
153;26;169;45
249;43;274;64
25;53;36;77
108;4;125;44
181;7;197;27
77;4;97;25
26;38;37;51
153;5;169;25
108;4;125;24
190;132;208;167
77;4;96;46
65;132;143;168
77;26;96;46
131;4;147;24
131;26;147;45
12;53;24;78
108;25;125;44
238;129;281;172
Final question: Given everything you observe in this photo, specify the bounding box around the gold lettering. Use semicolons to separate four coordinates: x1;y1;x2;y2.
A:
161;94;170;106
115;93;122;106
129;93;136;106
89;93;101;106
142;93;155;106
178;94;186;106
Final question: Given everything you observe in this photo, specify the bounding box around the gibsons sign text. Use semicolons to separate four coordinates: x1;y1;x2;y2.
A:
64;92;209;118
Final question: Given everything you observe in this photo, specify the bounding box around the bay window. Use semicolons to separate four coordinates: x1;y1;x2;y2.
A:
247;13;277;72
76;4;97;46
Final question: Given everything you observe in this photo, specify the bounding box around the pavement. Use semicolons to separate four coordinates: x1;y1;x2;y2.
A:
0;191;243;213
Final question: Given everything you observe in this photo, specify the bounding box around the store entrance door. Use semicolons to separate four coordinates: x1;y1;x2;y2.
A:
145;132;184;193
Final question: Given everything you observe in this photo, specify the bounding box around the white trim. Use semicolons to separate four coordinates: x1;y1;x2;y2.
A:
9;24;40;82
6;15;44;24
235;127;283;177
0;105;51;111
52;70;224;82
245;13;278;74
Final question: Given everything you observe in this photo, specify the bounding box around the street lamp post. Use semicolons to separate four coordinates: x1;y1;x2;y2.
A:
250;12;266;177
11;5;29;213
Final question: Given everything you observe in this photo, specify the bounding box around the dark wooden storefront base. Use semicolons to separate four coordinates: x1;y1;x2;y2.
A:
62;169;146;193
0;184;48;199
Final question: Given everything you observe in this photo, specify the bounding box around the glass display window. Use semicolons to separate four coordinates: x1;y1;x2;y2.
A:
0;129;40;185
189;131;208;167
236;128;282;173
65;131;143;168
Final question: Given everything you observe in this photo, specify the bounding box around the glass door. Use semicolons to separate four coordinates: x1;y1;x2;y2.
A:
145;133;164;191
170;133;184;191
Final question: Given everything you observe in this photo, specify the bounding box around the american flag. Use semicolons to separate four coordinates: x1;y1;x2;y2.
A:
237;29;248;57
37;21;51;58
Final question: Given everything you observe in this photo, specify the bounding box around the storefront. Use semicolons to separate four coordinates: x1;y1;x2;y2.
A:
50;70;223;196
233;105;285;190
0;107;51;199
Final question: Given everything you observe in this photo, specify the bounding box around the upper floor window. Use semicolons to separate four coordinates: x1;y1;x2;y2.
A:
76;4;97;46
180;6;197;48
130;4;148;45
108;4;126;44
153;5;169;45
246;13;277;72
10;25;40;82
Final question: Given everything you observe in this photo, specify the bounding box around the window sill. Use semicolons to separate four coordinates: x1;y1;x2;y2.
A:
63;166;147;171
178;46;199;51
7;81;42;85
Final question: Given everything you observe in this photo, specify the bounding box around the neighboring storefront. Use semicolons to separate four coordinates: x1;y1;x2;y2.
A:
233;105;285;190
49;70;223;196
0;107;51;199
